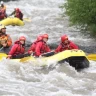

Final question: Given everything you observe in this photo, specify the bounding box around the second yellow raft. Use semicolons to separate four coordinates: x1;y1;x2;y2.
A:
0;17;24;26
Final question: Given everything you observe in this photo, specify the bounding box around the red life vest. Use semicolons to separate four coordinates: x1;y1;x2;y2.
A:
60;42;70;51
40;42;50;53
35;41;51;56
9;41;25;56
28;41;37;53
55;41;78;53
15;11;23;20
0;9;5;19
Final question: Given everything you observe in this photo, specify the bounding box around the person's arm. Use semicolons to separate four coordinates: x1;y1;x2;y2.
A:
28;44;35;54
7;44;17;59
45;45;51;52
20;12;23;20
9;11;15;16
69;41;79;49
8;44;17;55
4;5;6;11
55;45;62;53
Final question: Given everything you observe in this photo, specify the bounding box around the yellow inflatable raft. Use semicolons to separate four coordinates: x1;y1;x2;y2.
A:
0;50;89;71
0;17;24;26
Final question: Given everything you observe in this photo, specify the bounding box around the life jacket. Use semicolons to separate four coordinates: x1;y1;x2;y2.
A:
2;6;6;11
40;41;50;53
14;11;23;20
0;34;12;48
55;40;78;53
0;8;5;19
28;40;42;53
35;40;51;56
60;42;71;51
9;41;25;56
28;41;37;53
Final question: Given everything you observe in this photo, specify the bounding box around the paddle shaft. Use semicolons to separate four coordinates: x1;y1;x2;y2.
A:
23;18;31;22
0;47;4;51
41;51;55;57
87;54;96;61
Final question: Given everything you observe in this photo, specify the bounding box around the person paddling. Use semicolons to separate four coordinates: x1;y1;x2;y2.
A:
55;35;79;53
0;1;6;11
35;34;51;57
0;24;12;53
7;36;26;59
0;1;7;20
28;35;43;55
9;8;23;20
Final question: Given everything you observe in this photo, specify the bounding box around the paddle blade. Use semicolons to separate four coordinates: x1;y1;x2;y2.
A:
20;56;35;62
0;53;7;60
87;54;96;61
24;18;31;22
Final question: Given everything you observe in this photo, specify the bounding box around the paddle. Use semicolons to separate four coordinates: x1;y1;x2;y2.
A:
23;18;31;22
0;47;4;51
87;54;96;61
7;16;31;22
0;53;7;60
20;56;35;62
41;51;55;57
20;51;55;62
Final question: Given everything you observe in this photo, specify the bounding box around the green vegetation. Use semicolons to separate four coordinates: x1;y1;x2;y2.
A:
61;0;96;36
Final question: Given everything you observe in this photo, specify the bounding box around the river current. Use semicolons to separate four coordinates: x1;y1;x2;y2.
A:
0;0;96;96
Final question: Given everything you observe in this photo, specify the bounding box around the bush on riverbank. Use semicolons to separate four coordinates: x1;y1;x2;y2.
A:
61;0;96;36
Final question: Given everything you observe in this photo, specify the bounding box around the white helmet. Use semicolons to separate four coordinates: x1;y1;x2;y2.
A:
1;1;4;5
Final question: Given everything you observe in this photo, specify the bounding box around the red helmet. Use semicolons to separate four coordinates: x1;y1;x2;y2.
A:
42;34;48;39
15;8;20;12
19;36;26;41
61;35;68;42
37;36;43;41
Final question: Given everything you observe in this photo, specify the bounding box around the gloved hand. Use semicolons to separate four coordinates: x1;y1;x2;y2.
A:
39;55;43;58
2;43;7;47
28;51;33;54
7;55;12;59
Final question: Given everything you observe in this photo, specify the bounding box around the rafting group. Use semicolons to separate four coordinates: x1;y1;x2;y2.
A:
0;1;91;71
0;1;23;21
0;23;79;59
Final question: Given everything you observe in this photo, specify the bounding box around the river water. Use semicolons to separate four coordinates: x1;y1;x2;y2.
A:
0;0;96;96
